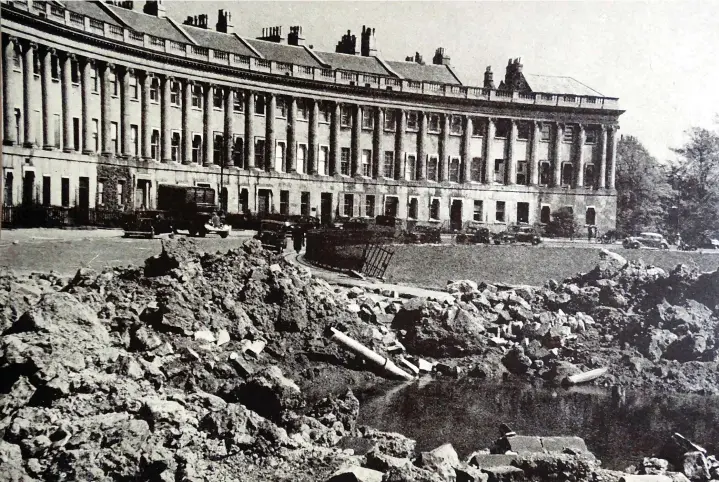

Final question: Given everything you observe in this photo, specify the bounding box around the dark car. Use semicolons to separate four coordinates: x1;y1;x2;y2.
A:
456;223;491;244
254;220;289;253
289;215;320;233
406;223;442;244
494;225;542;245
122;211;173;239
343;217;375;230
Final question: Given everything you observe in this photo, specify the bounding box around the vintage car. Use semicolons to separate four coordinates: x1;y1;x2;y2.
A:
623;232;669;250
122;211;173;239
254;219;289;253
405;223;442;244
456;223;491;244
288;215;320;233
678;234;719;251
494;225;542;245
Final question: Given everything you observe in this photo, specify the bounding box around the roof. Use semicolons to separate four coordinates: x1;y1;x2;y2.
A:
182;26;258;58
106;5;187;43
314;51;391;76
385;61;460;85
523;74;604;97
244;39;323;68
62;1;120;26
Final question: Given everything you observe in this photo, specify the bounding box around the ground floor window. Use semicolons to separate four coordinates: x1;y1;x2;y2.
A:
385;196;399;217
430;198;440;220
427;156;438;181
343;193;354;217
517;202;529;224
300;192;310;216
495;201;506;222
136;180;151;210
4;172;13;205
473;200;483;221
97;179;104;206
40;176;50;206
61;178;70;207
384;151;394;178
117;181;125;206
586;207;596;226
408;197;418;219
540;205;551;224
280;190;289;215
365;195;375;217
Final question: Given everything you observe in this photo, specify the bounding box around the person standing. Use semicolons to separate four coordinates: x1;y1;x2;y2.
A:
293;226;305;253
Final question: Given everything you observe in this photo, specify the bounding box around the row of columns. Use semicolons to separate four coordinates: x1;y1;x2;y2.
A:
2;35;618;188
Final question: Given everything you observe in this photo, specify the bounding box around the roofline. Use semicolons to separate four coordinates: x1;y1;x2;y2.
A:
303;45;330;68
234;34;264;59
444;64;463;86
524;73;605;97
374;55;402;79
95;1;129;28
167;17;198;46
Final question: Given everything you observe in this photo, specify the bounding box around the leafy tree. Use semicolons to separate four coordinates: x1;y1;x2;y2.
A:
615;136;673;235
544;207;580;238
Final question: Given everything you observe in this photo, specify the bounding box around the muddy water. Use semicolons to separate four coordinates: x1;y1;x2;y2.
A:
356;380;719;470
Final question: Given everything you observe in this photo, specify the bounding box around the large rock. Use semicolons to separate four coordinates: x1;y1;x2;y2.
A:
682;452;710;481
417;443;460;480
236;365;304;422
327;466;384;482
664;334;709;362
639;329;679;362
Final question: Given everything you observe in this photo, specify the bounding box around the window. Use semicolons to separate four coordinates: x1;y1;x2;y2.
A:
170;81;180;106
71;59;80;84
53;114;61;149
406;155;417;181
494;159;505;184
517;202;529;224
449;158;460;182
276;141;286;172
365;195;375;217
343;194;354;217
472;118;484;137
473;200;483;222
427;156;438;181
213;133;224;164
362;149;372;177
561;163;574;186
92;119;98;152
255;95;266;115
117;181;125;206
167;131;179;161
340;147;351;176
151;129;160;160
42;177;51;206
213;87;223;109
408;198;418;219
540;205;551;224
90;65;98;93
430;199;440;220
340;106;351;127
300;192;310;216
61;178;70;207
233;137;244;168
149;77;159;102
110;122;119;154
255;138;265;169
129;74;138;100
276;97;287;118
539;161;551;186
495;201;506;223
586;207;596;226
15;109;21;143
97;180;105;206
318;146;329;175
495;119;510;138
130;125;139;157
297;144;307;174
383;151;395;178
428;114;440;133
585;128;597;145
319;102;330;123
517;122;530;140
3;172;13;206
51;54;59;80
471;157;482;182
297;99;309;120
563;125;575;143
406;111;418;131
540;123;551;142
192;135;202;163
450;115;462;135
384;111;396;131
110;71;118;96
362;108;374;129
233;91;243;112
191;85;202;108
516;161;528;185
585;164;595;187
280;190;289;215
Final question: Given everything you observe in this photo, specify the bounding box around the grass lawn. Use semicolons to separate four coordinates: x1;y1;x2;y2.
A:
384;244;719;289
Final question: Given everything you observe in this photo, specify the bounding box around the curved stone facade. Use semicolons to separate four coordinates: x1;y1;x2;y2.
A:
1;1;622;232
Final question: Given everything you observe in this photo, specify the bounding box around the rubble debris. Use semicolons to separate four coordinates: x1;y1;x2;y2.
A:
329;327;414;381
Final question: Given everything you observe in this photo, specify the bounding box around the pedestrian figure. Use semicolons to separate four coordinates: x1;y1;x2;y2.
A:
292;227;305;253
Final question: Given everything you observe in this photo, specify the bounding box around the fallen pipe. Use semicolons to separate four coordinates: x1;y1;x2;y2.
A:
329;327;415;381
564;367;608;385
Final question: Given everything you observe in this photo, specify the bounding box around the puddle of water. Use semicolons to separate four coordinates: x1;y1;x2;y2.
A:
356;379;719;470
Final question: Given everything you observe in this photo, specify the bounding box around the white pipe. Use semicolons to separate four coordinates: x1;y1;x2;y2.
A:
565;367;608;385
330;327;415;381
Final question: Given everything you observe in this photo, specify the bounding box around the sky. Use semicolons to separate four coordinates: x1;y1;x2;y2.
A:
163;0;719;161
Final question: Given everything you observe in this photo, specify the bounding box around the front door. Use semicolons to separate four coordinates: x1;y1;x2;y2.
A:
450;199;463;231
135;180;150;210
22;172;35;205
384;196;398;217
320;192;332;225
517;202;529;224
257;189;271;215
239;188;249;213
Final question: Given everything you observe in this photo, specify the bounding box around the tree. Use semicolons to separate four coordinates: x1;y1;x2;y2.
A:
615;136;673;235
544;207;580;238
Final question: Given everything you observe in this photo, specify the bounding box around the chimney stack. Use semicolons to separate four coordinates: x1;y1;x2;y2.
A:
143;0;166;18
335;30;357;55
432;47;450;66
360;25;378;56
183;14;208;29
216;9;234;34
258;26;285;43
288;26;305;46
503;57;525;91
484;66;495;89
405;52;424;65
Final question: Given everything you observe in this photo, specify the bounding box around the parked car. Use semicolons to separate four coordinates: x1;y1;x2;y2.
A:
456;223;491;244
288;215;320;233
342;217;375;231
679;234;719;251
494;225;542;245
623;232;669;250
254;219;289;253
122;211;173;239
406;223;442;244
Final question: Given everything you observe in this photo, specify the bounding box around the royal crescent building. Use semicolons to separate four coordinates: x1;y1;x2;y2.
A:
1;0;623;232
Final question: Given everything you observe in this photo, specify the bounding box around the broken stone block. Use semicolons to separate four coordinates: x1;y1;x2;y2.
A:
241;339;266;358
493;435;543;454
417;443;460;480
641;458;669;475
541;436;589;454
480;465;525;482
326;465;383;482
682;452;710;481
364;449;413;472
619;476;672;482
456;465;490;482
194;330;216;344
216;329;231;347
417;358;435;373
469;454;518;469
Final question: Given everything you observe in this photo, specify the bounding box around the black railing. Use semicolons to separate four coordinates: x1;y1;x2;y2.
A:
1;205;125;229
305;228;398;272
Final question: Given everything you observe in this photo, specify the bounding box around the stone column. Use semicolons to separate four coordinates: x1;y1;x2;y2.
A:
330;102;340;175
120;67;132;157
352;104;361;176
224;87;234;167
2;36;17;146
483;118;495;184
608;126;618;189
41;46;54;149
182;79;192;164
140;71;151;160
287;96;297;172
372;107;382;179
553;122;564;187
417;111;426;181
61;52;75;152
394;109;405;180
265;93;276;171
81;57;92;153
22;40;37;147
598;125;608;189
308;99;318;175
575;124;586;188
529;121;540;185
161;75;172;163
245;90;255;169
100;62;113;155
203;82;212;166
438;114;449;182
506;120;517;185
462;116;472;183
